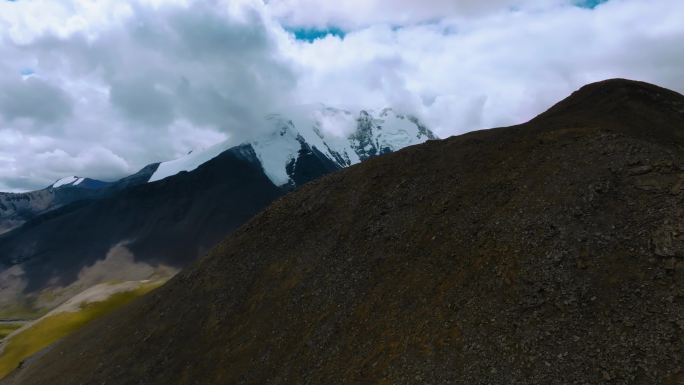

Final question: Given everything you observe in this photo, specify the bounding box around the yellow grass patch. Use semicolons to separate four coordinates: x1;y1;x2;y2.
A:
0;324;22;341
0;281;163;379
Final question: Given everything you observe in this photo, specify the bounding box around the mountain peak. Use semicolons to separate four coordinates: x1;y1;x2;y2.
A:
50;176;110;190
566;78;684;108
578;77;670;92
150;105;437;186
51;176;84;188
533;78;684;143
538;79;684;117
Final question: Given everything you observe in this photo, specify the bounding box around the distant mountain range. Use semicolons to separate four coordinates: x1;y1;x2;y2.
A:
0;166;157;235
0;106;436;317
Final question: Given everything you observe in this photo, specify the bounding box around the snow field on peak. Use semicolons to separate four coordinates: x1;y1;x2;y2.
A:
250;120;302;187
53;176;80;188
149;141;235;183
147;106;434;186
291;108;361;167
372;112;428;151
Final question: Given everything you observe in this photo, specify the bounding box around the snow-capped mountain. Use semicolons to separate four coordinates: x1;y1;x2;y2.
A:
50;176;110;190
0;165;158;234
149;106;437;186
0;106;435;316
0;106;433;236
0;177;108;234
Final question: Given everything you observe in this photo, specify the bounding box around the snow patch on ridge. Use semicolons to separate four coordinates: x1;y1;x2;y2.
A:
376;109;429;149
52;176;79;188
250;119;302;187
149;141;234;183
295;106;361;167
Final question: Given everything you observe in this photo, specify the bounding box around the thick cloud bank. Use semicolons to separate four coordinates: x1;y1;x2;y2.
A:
0;0;683;191
267;0;569;29
0;0;295;190
288;0;684;138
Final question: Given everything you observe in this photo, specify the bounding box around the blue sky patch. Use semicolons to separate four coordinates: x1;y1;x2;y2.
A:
575;0;609;9
288;27;346;42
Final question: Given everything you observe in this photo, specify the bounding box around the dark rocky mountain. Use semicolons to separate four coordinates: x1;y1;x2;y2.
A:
0;109;434;316
0;164;159;235
0;146;279;291
4;79;683;384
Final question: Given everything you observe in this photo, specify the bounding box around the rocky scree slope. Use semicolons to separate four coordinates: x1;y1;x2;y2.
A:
4;79;684;385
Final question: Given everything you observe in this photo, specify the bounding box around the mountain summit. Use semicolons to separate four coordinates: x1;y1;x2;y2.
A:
4;79;683;384
149;106;436;187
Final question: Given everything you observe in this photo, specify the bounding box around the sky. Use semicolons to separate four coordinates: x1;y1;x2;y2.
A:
0;0;683;191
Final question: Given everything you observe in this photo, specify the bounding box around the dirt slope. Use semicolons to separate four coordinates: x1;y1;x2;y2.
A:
4;79;684;385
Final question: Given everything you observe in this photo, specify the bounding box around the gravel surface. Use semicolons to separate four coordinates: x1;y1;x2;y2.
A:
4;79;684;385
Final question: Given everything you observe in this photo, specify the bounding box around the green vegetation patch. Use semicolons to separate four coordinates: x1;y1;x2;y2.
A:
0;282;162;379
0;305;46;321
0;324;23;340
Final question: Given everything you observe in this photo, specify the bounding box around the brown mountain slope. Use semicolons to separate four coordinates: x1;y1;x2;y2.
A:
4;79;684;385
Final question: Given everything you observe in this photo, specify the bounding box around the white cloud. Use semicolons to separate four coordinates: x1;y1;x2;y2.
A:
0;0;683;191
265;0;569;29
0;0;297;191
282;0;684;137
